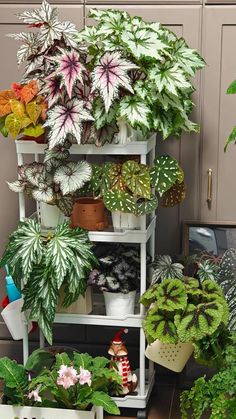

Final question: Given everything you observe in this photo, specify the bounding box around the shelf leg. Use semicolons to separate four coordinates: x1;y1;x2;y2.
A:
139;328;146;397
17;153;25;220
23;318;29;365
95;406;103;419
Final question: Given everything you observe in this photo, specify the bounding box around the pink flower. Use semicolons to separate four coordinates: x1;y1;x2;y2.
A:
28;387;42;403
78;367;92;386
57;365;79;389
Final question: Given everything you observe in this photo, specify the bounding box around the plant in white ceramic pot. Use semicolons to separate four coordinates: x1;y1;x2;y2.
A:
0;349;121;417
88;247;143;316
0;219;97;344
7;144;92;227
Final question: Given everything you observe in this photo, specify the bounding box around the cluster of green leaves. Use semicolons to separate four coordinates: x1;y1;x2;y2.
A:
140;277;229;346
0;349;121;414
81;155;185;214
180;332;236;419
7;144;92;216
0;219;97;344
78;8;205;141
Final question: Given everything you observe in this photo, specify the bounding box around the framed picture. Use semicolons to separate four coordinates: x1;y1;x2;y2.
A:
182;220;236;256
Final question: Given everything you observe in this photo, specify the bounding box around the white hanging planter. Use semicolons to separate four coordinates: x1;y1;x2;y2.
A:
145;340;194;373
0;404;96;419
103;290;136;316
112;211;144;231
57;287;92;315
1;298;32;340
39;202;65;228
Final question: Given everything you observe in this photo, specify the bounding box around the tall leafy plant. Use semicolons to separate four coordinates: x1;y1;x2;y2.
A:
0;219;97;344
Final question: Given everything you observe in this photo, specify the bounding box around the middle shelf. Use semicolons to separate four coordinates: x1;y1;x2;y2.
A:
54;313;144;327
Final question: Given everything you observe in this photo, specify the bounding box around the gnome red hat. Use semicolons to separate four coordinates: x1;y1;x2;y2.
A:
112;328;128;344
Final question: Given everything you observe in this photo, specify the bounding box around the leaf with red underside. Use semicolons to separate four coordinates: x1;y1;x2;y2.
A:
44;97;94;148
48;49;85;99
91;51;138;112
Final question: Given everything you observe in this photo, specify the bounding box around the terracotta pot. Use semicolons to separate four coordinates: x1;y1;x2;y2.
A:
71;198;107;231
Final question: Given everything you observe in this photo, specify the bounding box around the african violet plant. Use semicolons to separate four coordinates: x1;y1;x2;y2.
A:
0;350;121;413
82;155;185;215
140;276;229;356
7;1;205;147
0;80;47;139
7;143;92;216
0;219;97;344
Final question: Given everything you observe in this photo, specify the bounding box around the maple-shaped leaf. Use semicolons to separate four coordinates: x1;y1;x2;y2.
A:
149;63;192;96
20;80;39;104
47;49;85;99
172;38;205;77
17;0;56;25
121;28;168;60
91;52;137;112
44;98;94;149
119;96;151;129
54;161;92;195
44;75;62;108
7;32;40;66
0;90;16;117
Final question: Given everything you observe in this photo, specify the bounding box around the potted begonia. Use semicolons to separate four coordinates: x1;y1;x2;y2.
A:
0;349;121;418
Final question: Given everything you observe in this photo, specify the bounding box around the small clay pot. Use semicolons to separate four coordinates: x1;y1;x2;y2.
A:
71;197;107;231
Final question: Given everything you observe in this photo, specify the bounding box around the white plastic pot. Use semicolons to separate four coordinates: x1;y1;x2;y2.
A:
145;340;194;372
57;287;92;315
103;290;136;316
0;405;96;419
112;211;144;231
39;202;65;228
1;298;32;340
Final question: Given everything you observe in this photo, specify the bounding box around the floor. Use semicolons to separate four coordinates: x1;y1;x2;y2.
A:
107;375;181;419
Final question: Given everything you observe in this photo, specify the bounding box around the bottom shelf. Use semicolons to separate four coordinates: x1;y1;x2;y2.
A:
112;369;155;409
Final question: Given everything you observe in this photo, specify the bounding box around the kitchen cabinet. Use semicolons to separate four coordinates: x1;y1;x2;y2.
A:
200;6;236;222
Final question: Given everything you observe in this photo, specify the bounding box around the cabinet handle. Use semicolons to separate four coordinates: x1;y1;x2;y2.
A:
207;169;213;205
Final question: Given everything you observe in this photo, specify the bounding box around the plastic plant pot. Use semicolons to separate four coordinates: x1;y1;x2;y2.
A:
145;340;194;372
103;290;136;316
1;298;32;340
39;202;65;228
112;211;144;231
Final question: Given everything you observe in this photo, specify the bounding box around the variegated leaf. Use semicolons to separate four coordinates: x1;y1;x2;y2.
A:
161;181;186;207
54;161;92;195
103;190;136;213
150;155;180;196
44;98;94;148
136;195;158;216
44;75;62;108
7;33;40;66
121;28;168;60
93;98;117;130
122;160;151;199
32;185;54;203
119;96;151;129
17;0;56;25
149;63;192;96
47;49;85;98
91;52;137;112
7;180;26;193
172;38;205;77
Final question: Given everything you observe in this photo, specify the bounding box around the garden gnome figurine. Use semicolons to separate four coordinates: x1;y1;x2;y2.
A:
108;328;138;395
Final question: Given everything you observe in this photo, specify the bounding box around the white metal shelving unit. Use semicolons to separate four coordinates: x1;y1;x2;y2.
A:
16;134;156;414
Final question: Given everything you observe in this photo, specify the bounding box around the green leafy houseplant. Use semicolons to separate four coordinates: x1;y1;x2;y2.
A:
0;349;121;414
83;156;185;217
7;144;92;217
6;1;205;148
0;219;97;344
140;276;229;349
180;332;236;419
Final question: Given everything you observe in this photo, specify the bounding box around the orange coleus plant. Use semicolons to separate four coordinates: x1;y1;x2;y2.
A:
0;80;47;139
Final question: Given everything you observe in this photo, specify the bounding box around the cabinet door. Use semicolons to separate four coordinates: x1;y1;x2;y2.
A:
0;4;84;338
86;5;202;253
200;7;236;222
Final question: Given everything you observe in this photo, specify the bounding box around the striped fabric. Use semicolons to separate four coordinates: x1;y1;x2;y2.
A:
112;356;131;385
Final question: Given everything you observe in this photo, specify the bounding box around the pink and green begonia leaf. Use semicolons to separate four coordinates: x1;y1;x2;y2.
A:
45;75;62;108
44;98;94;149
91;51;138;113
47;49;85;99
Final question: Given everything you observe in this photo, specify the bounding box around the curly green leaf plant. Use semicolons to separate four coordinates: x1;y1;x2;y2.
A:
0;219;97;344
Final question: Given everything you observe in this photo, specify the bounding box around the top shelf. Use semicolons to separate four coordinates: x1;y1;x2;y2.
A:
15;135;156;156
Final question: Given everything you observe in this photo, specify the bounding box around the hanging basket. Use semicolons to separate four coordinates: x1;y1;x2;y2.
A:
145;340;194;372
0;405;96;419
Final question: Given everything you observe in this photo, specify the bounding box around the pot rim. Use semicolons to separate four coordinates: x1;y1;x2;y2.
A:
75;197;104;205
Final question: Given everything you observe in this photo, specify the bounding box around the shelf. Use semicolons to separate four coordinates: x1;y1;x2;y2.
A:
55;313;144;327
112;370;155;409
15;135;156;156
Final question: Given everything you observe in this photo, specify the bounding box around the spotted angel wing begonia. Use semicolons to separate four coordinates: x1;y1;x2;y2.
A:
44;98;94;149
46;49;85;99
91;52;138;113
